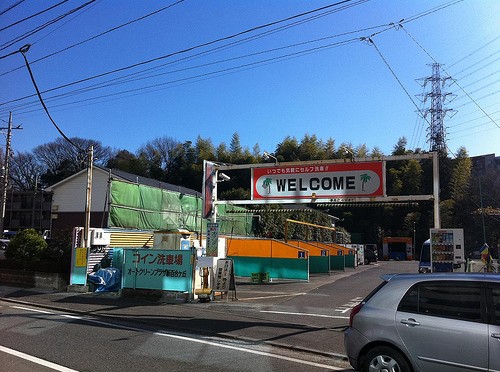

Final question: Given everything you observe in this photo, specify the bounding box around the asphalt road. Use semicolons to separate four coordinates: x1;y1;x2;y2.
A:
0;300;349;371
0;260;419;371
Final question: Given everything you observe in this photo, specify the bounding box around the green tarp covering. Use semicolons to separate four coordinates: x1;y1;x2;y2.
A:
108;180;252;235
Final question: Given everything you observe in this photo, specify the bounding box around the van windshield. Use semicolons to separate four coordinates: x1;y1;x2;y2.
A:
420;243;430;262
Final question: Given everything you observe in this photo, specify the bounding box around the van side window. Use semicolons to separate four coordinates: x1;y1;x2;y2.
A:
398;281;482;322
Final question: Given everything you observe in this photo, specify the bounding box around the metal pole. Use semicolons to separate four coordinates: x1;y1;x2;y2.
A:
432;151;441;228
212;173;217;224
413;222;416;261
479;177;487;244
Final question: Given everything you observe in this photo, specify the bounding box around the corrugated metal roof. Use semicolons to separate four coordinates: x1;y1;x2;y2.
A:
103;167;201;197
46;166;201;198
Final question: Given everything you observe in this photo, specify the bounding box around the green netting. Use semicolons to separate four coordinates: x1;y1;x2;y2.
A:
108;179;252;235
110;180;140;207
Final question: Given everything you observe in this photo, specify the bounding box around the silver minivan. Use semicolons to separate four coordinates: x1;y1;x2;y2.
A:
344;273;500;372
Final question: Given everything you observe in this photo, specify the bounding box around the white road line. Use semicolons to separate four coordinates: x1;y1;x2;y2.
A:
238;293;307;301
11;305;53;314
8;304;344;370
154;331;344;370
0;345;78;372
260;310;349;319
9;305;138;331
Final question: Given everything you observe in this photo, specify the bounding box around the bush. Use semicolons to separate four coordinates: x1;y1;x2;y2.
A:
5;229;48;269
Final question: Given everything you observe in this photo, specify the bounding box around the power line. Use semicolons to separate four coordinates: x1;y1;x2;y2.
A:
0;0;371;107
0;0;96;52
364;36;431;127
397;24;499;131
1;0;471;118
0;0;185;77
446;35;500;70
0;0;68;32
18;45;83;152
2;37;361;117
0;0;26;17
2;0;489;138
12;22;385;110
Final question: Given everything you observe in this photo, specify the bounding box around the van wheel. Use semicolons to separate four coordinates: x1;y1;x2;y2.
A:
361;346;411;372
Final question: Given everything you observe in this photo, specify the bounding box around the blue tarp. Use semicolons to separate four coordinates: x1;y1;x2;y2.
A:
88;267;121;292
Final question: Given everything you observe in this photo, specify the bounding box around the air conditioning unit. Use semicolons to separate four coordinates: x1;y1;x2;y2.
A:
90;228;111;246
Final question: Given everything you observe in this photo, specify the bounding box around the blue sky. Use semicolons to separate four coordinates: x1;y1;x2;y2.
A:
0;0;498;158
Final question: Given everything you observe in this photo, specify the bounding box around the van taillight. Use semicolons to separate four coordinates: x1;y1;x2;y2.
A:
349;302;364;327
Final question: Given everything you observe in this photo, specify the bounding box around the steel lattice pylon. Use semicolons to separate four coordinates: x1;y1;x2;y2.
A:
418;63;456;153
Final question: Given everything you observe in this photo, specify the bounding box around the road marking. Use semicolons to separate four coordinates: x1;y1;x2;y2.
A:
154;331;344;370
260;310;349;319
238;293;307;301
333;297;363;314
8;304;345;369
0;345;78;372
12;305;53;314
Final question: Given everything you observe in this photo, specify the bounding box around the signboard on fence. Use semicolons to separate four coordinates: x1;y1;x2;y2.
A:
75;248;88;267
252;161;384;202
122;249;193;291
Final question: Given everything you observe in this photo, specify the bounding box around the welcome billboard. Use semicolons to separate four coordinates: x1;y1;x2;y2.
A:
252;162;384;201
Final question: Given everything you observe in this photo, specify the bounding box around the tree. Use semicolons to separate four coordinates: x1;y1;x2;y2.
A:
324;138;336;159
449;147;472;202
105;149;149;176
392;137;409;155
9;151;44;190
400;159;423;195
370;146;384;157
138;136;180;179
275;136;299;161
229;132;243;163
216;142;230;163
195;136;216;162
252;143;261;158
34;137;111;186
298;134;323;161
5;228;47;269
355;144;369;158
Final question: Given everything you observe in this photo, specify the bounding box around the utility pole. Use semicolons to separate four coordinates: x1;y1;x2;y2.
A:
82;145;93;248
0;112;22;234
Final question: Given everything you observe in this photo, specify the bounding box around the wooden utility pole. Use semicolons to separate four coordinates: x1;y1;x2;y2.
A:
82;145;93;248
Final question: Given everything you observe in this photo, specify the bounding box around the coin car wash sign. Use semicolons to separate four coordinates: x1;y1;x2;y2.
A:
252;162;384;201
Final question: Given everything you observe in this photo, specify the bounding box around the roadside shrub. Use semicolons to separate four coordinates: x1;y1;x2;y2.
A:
5;228;47;269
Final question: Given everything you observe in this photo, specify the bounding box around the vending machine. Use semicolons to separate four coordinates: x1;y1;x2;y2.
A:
429;228;465;272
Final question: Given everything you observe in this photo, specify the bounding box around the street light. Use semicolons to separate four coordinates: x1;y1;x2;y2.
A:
263;151;278;165
340;146;354;161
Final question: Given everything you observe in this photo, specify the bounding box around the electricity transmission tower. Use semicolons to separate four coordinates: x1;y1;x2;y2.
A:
417;63;456;153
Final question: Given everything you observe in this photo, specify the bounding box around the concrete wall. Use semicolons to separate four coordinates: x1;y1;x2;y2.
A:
0;269;68;290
